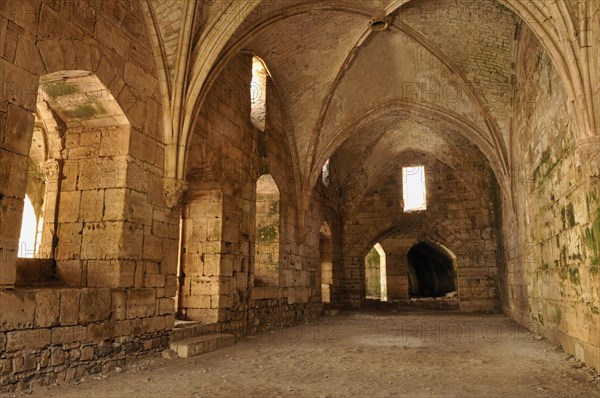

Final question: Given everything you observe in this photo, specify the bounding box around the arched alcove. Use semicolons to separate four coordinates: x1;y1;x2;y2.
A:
407;241;457;298
319;221;333;303
254;174;280;287
364;243;387;300
14;70;132;287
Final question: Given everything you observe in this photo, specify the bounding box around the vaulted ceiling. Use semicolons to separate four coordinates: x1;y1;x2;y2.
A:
144;0;598;211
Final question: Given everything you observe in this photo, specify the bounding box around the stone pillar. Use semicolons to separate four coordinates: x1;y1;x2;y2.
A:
179;185;225;322
385;252;410;300
38;159;60;259
0;102;37;287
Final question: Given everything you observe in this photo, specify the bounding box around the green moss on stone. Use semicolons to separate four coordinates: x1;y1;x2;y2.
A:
584;207;600;262
63;103;106;119
566;203;576;227
257;225;278;243
41;82;80;98
568;267;580;285
533;148;562;188
531;313;544;326
267;202;279;217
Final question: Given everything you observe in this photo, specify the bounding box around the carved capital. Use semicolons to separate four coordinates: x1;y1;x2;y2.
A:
42;159;60;183
163;177;188;209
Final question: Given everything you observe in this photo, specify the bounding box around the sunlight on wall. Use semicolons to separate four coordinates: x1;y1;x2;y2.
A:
402;166;427;212
374;243;387;301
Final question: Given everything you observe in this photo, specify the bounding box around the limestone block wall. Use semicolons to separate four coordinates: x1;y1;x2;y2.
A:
342;158;497;311
501;24;600;371
364;248;381;299
379;236;414;301
0;1;178;392
183;53;342;333
0;288;173;391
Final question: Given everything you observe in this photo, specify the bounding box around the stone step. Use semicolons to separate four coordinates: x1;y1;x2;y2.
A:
171;322;220;342
174;320;203;328
170;334;235;358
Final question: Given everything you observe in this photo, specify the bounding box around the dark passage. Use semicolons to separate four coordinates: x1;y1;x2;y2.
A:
407;242;456;297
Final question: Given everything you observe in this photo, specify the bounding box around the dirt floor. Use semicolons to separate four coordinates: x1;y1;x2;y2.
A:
10;308;600;398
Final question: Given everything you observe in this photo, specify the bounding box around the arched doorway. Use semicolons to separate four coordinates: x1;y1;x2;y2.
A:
407;241;456;298
364;243;387;301
319;222;333;303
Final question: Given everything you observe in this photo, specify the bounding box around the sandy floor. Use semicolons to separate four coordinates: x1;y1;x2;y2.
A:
11;308;600;398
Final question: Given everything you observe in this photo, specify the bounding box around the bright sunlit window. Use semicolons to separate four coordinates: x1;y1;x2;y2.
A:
250;56;267;131
322;159;330;186
18;195;38;258
402;166;427;212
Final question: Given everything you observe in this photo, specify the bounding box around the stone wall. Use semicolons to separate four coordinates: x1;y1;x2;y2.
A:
500;23;600;371
183;53;343;333
0;1;178;392
0;288;172;392
341;155;498;311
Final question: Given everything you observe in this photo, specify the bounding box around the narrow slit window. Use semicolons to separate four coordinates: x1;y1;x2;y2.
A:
322;159;330;187
250;56;267;131
402;166;427;212
18;195;39;258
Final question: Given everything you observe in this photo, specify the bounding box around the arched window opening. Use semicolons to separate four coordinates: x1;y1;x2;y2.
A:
251;56;267;131
178;181;224;322
402;165;427;212
407;241;456;298
18;195;41;258
15;70;130;287
365;243;387;300
319;222;333;303
254;174;280;287
322;159;330;187
18;121;48;259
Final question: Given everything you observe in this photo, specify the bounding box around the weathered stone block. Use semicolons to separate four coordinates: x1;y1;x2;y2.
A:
58;191;81;223
55;260;84;286
143;273;164;288
111;320;132;337
157;298;174;315
80;189;104;222
81;222;121;260
87;260;125;287
182;294;210;309
203;254;220;276
126;288;156;318
142;235;163;261
87;321;111;341
3;103;35;156
51;325;86;345
50;348;65;366
103;189;127;221
0;290;35;330
33;289;60;327
79;289;110;323
59;289;80;325
111;290;127;320
80;346;94;361
99;127;130;157
139;316;165;334
6;329;51;351
164;275;177;297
